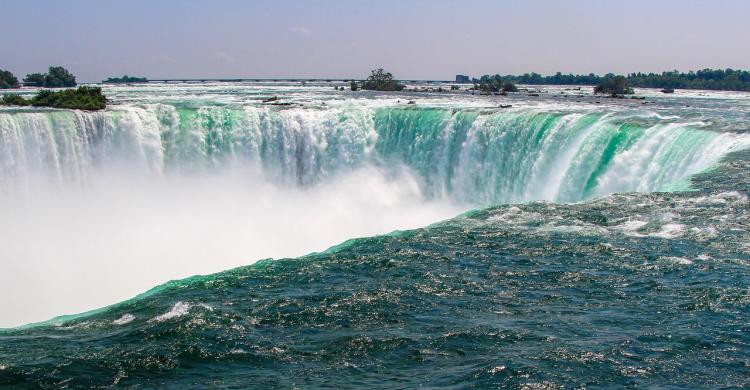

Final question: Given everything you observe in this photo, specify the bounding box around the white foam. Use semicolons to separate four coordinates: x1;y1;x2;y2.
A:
615;220;648;232
151;302;190;322
661;256;693;265
113;313;135;325
649;224;686;239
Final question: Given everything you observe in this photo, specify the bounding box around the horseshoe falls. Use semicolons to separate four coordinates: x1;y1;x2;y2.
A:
1;83;750;388
1;103;744;202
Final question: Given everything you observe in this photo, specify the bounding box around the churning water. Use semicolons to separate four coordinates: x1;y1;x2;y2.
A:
1;82;749;387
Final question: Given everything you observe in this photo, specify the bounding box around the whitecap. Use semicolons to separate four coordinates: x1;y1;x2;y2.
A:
113;313;135;325
614;219;648;234
649;224;685;239
661;256;693;265
150;302;190;322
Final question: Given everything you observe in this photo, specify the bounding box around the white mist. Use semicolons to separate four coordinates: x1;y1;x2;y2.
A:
0;167;462;328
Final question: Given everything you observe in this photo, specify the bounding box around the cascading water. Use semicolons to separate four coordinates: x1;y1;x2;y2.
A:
3;84;750;388
1;104;745;203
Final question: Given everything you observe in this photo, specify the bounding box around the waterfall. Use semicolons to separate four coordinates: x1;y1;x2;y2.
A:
1;104;746;203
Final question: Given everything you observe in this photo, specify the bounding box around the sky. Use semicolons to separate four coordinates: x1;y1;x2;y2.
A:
2;0;749;82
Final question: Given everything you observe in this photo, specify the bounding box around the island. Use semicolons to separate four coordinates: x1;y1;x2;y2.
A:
356;68;405;91
594;75;634;97
1;86;107;110
103;75;148;84
474;75;519;94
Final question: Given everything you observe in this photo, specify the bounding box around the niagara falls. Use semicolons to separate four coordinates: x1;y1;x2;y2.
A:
2;0;750;388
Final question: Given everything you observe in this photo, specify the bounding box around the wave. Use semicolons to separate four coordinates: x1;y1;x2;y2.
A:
2;155;749;387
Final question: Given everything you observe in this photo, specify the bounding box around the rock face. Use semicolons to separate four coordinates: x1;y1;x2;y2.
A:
661;88;675;94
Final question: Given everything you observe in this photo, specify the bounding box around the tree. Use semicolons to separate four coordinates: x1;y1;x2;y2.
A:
476;75;502;93
462;68;750;92
23;73;46;87
0;69;20;89
103;75;148;83
475;75;517;93
594;75;633;97
362;68;404;91
23;67;78;88
44;66;77;88
502;81;518;93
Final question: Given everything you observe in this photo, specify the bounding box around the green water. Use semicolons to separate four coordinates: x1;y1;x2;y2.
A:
1;83;749;388
2;104;744;203
2;151;749;388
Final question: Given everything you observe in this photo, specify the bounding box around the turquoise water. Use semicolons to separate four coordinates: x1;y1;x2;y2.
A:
1;83;749;387
1;102;744;203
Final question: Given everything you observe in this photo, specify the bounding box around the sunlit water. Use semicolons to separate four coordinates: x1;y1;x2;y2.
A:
1;82;749;387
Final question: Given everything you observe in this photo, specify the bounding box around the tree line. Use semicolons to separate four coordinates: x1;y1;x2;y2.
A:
0;66;77;89
103;75;148;84
483;69;750;92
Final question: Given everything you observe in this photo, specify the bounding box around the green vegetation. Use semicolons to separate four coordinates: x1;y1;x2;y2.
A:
1;86;106;110
0;69;20;89
594;75;634;97
502;81;518;93
23;73;46;87
1;94;29;106
362;68;405;91
103;75;148;83
485;69;750;92
474;75;518;93
23;66;77;88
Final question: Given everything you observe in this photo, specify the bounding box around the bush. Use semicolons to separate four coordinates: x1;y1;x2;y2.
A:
0;70;20;89
2;86;107;110
475;75;517;93
594;75;634;96
502;81;518;92
1;94;30;106
362;68;404;91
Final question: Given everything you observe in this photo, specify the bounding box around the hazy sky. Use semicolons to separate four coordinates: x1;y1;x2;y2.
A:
2;0;749;82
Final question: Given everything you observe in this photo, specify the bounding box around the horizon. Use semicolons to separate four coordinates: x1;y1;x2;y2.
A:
10;68;750;86
2;0;749;83
3;1;750;386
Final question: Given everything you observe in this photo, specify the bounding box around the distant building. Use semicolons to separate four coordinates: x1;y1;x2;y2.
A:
455;75;471;83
